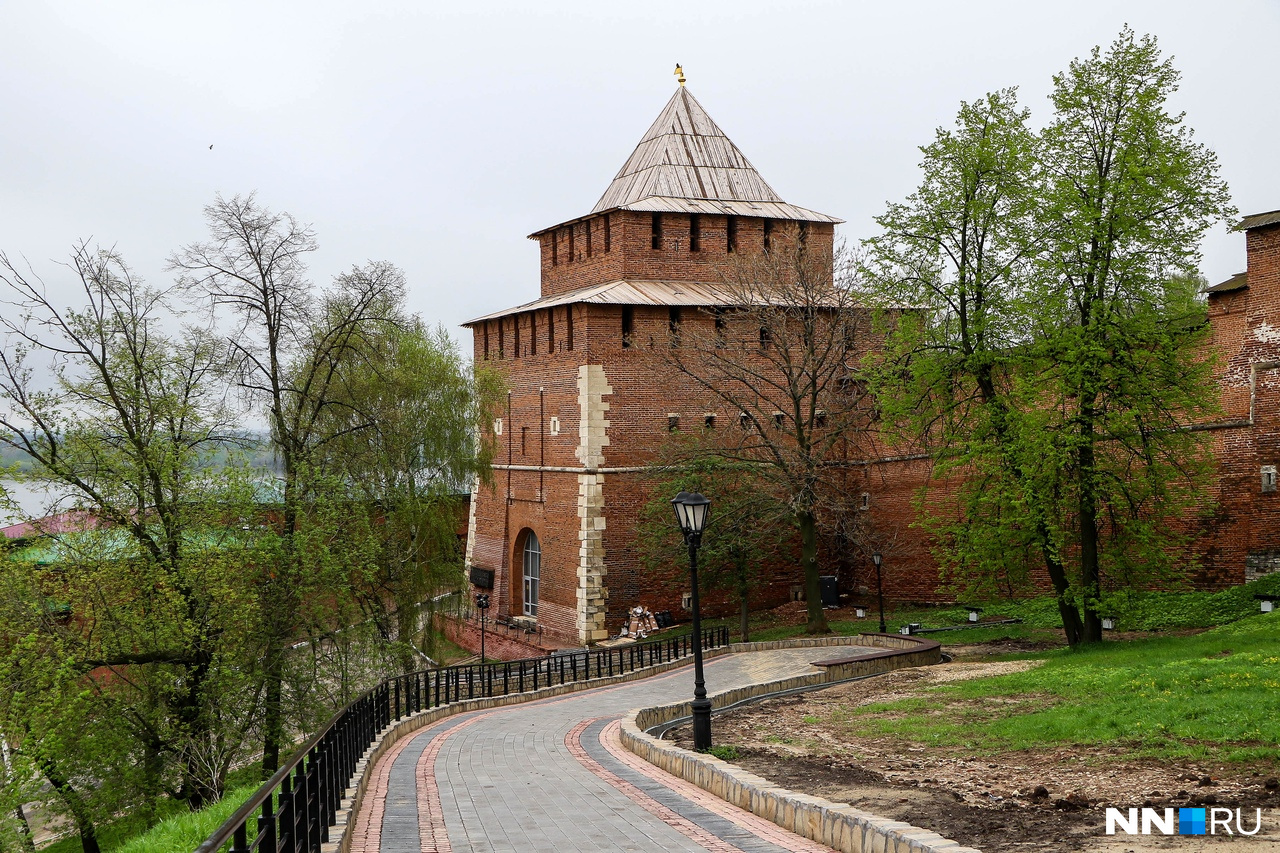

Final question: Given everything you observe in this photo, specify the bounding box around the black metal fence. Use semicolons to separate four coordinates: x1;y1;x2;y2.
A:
194;626;729;853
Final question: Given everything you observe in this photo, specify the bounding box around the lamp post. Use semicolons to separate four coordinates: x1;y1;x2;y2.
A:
672;491;712;751
475;593;490;661
872;551;886;633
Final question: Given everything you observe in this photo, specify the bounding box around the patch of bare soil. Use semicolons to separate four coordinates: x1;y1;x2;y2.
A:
668;655;1280;851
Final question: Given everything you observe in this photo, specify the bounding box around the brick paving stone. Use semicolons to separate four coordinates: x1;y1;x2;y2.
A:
359;646;877;852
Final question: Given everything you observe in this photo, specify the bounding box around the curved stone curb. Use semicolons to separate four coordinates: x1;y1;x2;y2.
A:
620;633;984;853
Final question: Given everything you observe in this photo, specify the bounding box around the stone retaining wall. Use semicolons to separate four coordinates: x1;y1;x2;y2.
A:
621;633;984;853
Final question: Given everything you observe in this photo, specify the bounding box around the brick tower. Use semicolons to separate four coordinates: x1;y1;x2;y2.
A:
463;82;841;646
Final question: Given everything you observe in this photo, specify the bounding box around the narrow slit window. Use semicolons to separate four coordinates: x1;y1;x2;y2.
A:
551;233;557;266
651;213;662;250
483;322;490;361
622;306;634;348
586;220;593;258
513;314;521;358
521;426;528;455
738;411;751;430
714;308;727;348
567;226;575;263
860;493;870;510
1264;466;1277;493
704;413;716;429
798;220;810;250
773;411;785;430
547;307;555;352
667;413;679;432
604;214;611;252
668;306;682;347
815;409;827;428
566;306;574;351
759;324;772;350
498;319;505;358
530;311;537;356
689;214;700;252
726;216;738;253
763;219;774;252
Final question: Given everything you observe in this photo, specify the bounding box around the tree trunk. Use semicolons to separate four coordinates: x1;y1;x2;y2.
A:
13;805;36;853
1077;437;1103;645
397;591;420;675
1037;525;1085;647
798;510;829;634
260;632;286;778
40;763;99;853
984;386;1086;647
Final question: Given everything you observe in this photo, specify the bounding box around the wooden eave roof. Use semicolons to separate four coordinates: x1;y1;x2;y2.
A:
465;280;735;325
464;278;850;325
1205;272;1248;294
1238;209;1280;231
528;87;840;239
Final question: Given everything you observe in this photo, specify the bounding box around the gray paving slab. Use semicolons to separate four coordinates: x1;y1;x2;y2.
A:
374;645;879;852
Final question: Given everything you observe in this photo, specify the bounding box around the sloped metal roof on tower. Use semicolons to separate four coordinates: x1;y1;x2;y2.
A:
530;86;840;236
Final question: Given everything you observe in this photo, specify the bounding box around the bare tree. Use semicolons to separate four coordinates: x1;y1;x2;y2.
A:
656;237;874;634
169;194;404;775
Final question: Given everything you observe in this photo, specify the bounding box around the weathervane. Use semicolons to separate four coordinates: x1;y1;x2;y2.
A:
675;63;686;86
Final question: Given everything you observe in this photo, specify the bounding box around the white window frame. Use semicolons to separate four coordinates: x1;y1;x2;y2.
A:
522;533;541;618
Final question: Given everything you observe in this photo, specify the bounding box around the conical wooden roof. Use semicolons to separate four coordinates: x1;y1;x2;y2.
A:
588;87;840;223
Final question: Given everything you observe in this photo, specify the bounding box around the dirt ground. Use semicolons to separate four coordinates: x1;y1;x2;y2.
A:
667;639;1280;852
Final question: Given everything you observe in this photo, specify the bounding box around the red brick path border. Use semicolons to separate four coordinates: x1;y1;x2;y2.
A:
566;717;836;853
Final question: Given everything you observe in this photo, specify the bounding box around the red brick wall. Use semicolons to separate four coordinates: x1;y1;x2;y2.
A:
1193;222;1280;586
536;212;834;298
438;613;554;661
469;206;1280;647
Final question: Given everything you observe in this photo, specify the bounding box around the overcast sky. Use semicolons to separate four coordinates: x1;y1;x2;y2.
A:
2;1;1277;342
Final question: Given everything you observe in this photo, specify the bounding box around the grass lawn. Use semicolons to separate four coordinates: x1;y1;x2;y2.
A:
825;614;1280;763
39;768;261;853
111;785;257;853
689;571;1280;647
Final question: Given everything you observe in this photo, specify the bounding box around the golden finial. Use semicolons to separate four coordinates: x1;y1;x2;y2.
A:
674;63;686;87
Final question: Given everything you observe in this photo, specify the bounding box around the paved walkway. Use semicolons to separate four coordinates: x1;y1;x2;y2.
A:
350;646;880;852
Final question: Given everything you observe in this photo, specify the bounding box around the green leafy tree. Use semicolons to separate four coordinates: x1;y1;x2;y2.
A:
1031;28;1234;643
637;444;788;641
0;245;263;850
310;308;503;674
170;196;406;774
868;30;1234;646
864;89;1072;623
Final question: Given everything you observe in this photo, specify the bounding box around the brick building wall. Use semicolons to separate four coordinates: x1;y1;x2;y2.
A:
1193;221;1280;585
466;216;1280;649
462;82;1280;649
534;212;833;298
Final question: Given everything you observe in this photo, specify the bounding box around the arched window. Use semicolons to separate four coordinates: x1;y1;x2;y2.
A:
522;532;540;618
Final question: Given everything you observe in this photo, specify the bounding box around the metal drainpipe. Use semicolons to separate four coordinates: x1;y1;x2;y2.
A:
501;389;513;619
539;387;545;502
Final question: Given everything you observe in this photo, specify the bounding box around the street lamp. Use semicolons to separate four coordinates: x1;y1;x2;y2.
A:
872;551;886;633
672;491;712;751
475;593;490;661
